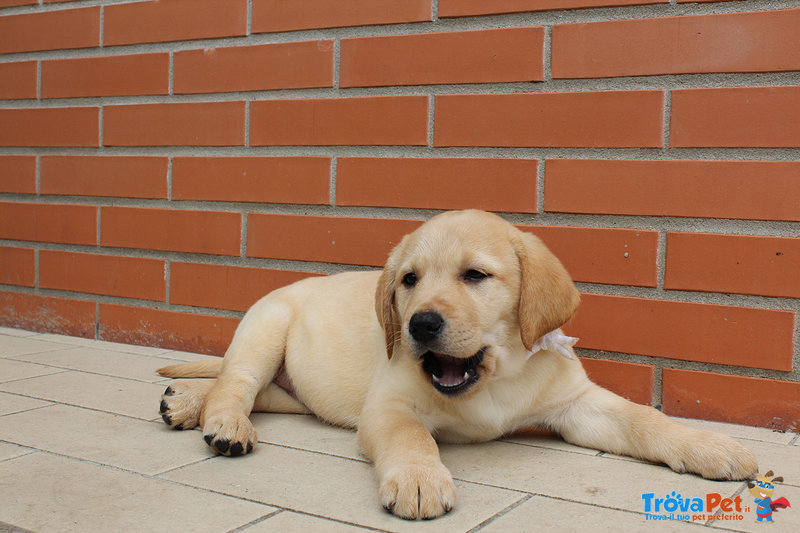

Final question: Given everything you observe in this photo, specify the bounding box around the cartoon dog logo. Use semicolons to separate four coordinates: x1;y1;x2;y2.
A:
747;471;791;523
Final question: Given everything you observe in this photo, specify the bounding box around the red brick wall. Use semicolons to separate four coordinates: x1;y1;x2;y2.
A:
0;0;797;431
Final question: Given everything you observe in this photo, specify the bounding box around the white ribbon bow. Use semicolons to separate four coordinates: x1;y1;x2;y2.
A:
526;330;579;361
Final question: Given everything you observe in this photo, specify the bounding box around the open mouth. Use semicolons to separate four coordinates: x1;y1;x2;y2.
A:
421;348;486;396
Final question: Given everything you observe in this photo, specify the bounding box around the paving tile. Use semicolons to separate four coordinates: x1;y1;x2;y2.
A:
0;370;165;420
0;336;72;358
0;441;30;462
0;404;212;475
0;391;51;416
251;412;363;461
502;434;602;456
678;417;796;446
11;346;186;383
709;483;799;532
34;332;171;356
480;495;701;532
439;440;742;514
0;327;38;337
737;439;800;487
163;443;524;532
0;358;63;383
248;510;374;532
0;452;274;533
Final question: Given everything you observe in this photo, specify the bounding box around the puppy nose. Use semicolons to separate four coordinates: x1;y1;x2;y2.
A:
409;311;444;343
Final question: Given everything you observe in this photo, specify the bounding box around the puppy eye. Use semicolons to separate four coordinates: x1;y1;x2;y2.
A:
402;272;417;287
463;269;490;282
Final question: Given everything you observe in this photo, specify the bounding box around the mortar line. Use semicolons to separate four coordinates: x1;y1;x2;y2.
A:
543;25;552;82
36;60;41;100
432;0;439;21
330;156;337;207
663;89;672;149
168;52;174;96
333;39;341;90
428;95;435;148
537;159;546;215
246;0;253;36
244;100;250;147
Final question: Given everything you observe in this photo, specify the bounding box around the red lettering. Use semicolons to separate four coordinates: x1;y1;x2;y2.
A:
706;493;722;513
721;498;732;512
733;495;742;512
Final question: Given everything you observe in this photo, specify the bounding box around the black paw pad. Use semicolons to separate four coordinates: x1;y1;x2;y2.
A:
159;400;169;413
204;434;213;445
161;413;172;425
164;386;174;396
246;442;253;454
214;439;230;454
229;442;244;456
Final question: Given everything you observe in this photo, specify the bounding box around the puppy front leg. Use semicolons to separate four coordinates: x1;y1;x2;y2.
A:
548;384;758;480
201;302;290;456
358;405;455;520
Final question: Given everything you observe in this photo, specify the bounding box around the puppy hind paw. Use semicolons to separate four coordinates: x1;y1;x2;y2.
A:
158;381;210;430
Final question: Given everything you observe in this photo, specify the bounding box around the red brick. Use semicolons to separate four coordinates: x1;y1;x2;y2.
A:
662;369;800;431
0;290;95;338
174;41;333;94
434;91;663;147
104;0;247;46
40;156;168;199
340;28;544;88
172;156;330;205
170;262;323;312
100;207;241;256
671;86;800;147
521;226;658;287
0;62;36;100
250;96;428;146
0;246;34;287
99;303;238;356
0;7;99;53
0;1;37;8
579;358;654;405
566;293;795;371
544;159;800;222
247;214;421;266
0;156;36;194
665;233;800;299
252;0;430;33
41;53;169;98
103;102;245;147
438;0;664;17
336;157;538;213
552;10;800;79
0;108;99;147
0;202;97;245
39;251;166;301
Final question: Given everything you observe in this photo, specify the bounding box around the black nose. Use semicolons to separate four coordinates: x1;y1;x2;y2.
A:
408;311;444;344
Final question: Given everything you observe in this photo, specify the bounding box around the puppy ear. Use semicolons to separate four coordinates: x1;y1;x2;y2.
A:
772;476;784;483
513;229;581;351
375;260;400;360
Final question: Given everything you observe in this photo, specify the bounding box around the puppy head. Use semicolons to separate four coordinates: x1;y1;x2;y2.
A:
376;210;580;397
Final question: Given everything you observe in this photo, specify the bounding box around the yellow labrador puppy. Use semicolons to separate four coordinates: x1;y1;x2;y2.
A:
158;210;757;519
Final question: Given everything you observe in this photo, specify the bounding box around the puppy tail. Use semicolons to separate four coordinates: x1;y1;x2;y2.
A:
157;358;223;378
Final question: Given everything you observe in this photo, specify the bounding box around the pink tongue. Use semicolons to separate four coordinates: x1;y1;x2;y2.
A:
438;364;466;386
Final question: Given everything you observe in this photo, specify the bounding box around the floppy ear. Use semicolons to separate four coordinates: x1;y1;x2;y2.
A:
512;229;581;351
772;476;784;483
375;268;400;359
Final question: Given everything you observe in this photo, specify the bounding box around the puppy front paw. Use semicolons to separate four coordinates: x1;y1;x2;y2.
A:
202;414;257;457
379;462;456;520
668;431;758;481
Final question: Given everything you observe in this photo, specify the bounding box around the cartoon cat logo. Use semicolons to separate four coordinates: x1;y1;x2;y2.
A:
747;471;791;523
